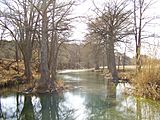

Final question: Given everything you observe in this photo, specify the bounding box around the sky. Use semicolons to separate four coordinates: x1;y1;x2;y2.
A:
70;0;103;41
70;0;160;58
0;0;160;58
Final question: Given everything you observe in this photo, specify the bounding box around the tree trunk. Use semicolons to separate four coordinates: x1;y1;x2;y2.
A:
123;47;126;72
35;0;52;92
109;44;118;81
95;63;99;70
105;41;110;70
15;43;19;74
50;58;57;88
23;0;33;81
108;36;118;81
133;0;143;72
21;46;32;81
49;0;57;89
23;55;32;81
136;46;141;72
94;53;99;70
118;56;120;71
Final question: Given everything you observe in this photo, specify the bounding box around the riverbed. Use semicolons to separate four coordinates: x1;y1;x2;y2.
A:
0;71;160;120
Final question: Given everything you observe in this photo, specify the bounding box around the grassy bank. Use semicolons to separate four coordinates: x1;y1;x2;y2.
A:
132;60;160;100
102;63;160;101
1;58;160;99
0;59;66;93
0;59;25;87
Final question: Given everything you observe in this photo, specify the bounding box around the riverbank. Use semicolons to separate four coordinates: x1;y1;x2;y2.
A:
1;71;160;120
131;63;160;100
102;65;160;101
94;64;160;101
0;60;94;93
0;59;26;88
1;59;160;100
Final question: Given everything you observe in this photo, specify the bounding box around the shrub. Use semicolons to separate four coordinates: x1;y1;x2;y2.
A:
132;59;160;100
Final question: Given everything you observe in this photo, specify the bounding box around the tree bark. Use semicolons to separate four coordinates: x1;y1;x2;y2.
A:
136;46;141;71
35;0;52;92
23;55;32;81
108;38;118;81
15;43;19;74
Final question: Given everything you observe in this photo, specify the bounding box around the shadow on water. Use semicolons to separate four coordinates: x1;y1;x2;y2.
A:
0;71;160;120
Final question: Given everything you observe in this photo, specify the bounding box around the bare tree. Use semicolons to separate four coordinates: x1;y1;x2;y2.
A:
34;0;75;92
35;0;51;91
0;0;75;92
0;0;40;81
48;0;75;82
132;0;152;71
85;32;104;70
87;0;132;81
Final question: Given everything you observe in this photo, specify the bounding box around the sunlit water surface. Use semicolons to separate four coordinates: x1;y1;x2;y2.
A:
0;71;160;120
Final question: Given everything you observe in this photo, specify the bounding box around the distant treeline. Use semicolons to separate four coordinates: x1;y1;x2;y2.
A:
0;40;134;70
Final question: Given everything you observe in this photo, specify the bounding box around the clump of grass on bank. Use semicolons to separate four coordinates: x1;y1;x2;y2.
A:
132;59;160;100
118;69;135;82
0;59;68;93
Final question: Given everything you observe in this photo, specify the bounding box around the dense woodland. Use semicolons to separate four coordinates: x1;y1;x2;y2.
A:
0;0;160;99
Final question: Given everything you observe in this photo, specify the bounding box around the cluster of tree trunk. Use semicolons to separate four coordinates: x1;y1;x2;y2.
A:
86;0;152;80
87;0;132;81
0;0;75;92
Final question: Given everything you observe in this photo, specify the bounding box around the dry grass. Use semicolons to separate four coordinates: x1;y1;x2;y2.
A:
118;70;135;81
0;59;34;88
0;59;65;92
0;60;23;79
132;59;160;100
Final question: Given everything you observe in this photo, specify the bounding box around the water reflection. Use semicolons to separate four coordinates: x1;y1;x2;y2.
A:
0;94;24;119
0;96;2;118
0;72;160;120
21;95;34;120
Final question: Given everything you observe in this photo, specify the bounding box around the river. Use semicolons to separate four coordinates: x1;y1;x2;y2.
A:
0;71;160;120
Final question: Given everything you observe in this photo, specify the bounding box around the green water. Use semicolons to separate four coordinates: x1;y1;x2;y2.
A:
0;71;160;120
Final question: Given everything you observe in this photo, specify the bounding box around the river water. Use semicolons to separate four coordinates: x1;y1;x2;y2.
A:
0;71;160;120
